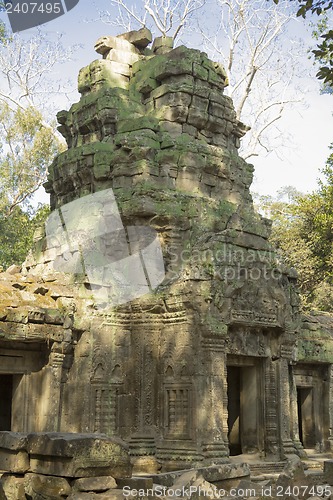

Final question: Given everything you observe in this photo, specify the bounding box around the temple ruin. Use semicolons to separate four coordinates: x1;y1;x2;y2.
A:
0;28;333;489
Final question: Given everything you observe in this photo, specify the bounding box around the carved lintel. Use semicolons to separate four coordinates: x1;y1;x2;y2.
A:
231;309;278;327
201;339;226;350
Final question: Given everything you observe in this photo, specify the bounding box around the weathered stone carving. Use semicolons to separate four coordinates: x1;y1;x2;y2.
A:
0;28;332;486
0;432;131;478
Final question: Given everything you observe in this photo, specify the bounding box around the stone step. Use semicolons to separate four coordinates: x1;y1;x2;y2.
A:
302;460;324;471
249;462;285;476
250;473;281;482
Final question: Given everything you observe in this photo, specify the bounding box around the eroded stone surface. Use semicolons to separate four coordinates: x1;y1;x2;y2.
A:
73;476;117;492
118;28;152;49
1;473;25;500
0;433;131;479
0;30;332;484
324;460;333;485
24;473;71;499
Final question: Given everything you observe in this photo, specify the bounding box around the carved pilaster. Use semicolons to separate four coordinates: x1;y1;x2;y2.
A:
278;347;297;457
264;358;279;457
89;323;125;436
289;365;306;457
200;340;228;462
49;350;66;432
129;323;159;457
155;316;201;467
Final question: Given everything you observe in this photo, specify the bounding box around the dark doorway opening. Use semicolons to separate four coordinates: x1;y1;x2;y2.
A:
227;366;241;456
0;374;13;430
297;387;315;448
227;362;260;456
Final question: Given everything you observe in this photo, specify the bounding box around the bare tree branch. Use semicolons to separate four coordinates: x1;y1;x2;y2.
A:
97;0;307;159
199;0;307;159
0;31;78;212
99;0;206;40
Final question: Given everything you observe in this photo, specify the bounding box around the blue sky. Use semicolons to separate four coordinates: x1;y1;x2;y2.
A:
1;0;332;199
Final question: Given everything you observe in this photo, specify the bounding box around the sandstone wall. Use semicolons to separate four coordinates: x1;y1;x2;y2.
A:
0;29;312;469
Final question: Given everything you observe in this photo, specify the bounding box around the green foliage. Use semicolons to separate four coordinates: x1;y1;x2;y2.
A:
313;29;333;88
0;19;72;270
312;17;332;92
296;0;333;18
255;187;320;302
273;0;333;87
0;104;61;269
297;0;333;87
296;146;333;277
256;148;333;311
0;204;50;269
0;3;12;44
0;104;63;216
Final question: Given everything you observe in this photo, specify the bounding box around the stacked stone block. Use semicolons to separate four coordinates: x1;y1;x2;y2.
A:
44;29;250;219
34;28;264;287
5;28;323;475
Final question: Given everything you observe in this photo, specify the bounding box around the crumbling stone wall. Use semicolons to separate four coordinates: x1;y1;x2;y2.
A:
22;28;303;469
1;28;332;480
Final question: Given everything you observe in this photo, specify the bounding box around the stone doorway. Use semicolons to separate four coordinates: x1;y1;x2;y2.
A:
227;357;263;456
0;374;13;431
227;366;241;455
293;364;330;452
297;387;315;448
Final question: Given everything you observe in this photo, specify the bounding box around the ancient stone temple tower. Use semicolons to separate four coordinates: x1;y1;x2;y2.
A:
1;28;332;473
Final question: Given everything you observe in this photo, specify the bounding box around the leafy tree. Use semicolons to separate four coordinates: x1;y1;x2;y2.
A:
0;27;75;266
255;187;320;305
0;104;64;216
273;0;333;87
313;29;333;87
0;204;50;270
312;16;332;92
0;104;60;266
295;145;333;283
255;146;333;311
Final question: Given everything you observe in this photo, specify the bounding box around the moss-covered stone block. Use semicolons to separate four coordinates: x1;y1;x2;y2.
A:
93;163;110;180
153;58;193;81
132;75;159;94
89;60;130;90
155;92;192;109
114;131;160;150
117;116;160;133
155;105;189;123
193;62;208;81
